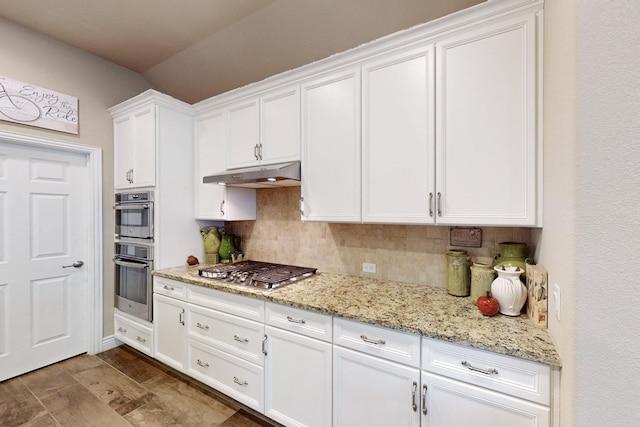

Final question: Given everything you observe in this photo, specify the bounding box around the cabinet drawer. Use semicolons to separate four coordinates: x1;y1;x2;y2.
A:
187;284;265;322
266;302;332;342
422;338;551;405
154;276;187;300
333;318;420;368
187;339;264;412
114;312;153;356
187;303;265;366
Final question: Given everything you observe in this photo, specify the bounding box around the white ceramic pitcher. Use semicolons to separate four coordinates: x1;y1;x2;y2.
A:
490;266;527;316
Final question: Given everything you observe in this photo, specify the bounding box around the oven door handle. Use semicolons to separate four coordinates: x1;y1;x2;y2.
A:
114;204;150;210
113;258;150;268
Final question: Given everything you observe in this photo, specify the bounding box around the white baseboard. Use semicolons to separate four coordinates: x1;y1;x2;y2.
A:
101;335;122;352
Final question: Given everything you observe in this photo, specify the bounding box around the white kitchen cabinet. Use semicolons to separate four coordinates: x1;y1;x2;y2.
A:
227;86;300;169
114;310;153;356
362;44;435;224
434;12;541;226
194;108;256;221
113;103;155;189
153;292;186;372
264;303;332;427
333;318;421;427
421;337;551;426
301;67;361;222
421;372;549;427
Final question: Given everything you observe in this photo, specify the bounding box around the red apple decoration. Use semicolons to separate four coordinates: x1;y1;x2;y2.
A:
477;292;499;316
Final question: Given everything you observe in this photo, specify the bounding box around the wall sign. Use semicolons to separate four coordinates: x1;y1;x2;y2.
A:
0;75;78;135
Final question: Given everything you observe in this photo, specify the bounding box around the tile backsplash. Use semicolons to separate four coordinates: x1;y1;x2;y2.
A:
226;187;532;287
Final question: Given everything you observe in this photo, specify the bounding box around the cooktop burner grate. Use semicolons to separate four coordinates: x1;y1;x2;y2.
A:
198;261;317;290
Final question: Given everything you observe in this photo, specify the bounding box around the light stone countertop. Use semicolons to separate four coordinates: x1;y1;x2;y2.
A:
154;265;561;367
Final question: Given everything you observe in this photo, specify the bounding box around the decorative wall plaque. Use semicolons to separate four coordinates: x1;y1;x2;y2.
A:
449;227;482;248
0;75;78;134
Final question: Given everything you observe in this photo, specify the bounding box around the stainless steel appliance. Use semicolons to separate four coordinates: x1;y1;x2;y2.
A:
198;260;317;290
114;191;154;240
114;241;153;321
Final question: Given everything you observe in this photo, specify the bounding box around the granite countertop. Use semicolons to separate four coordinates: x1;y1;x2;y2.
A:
154;265;561;367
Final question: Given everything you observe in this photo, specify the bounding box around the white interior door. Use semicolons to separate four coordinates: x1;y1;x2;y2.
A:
0;140;89;381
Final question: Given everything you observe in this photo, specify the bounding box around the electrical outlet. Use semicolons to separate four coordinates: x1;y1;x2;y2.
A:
553;284;561;321
362;262;377;274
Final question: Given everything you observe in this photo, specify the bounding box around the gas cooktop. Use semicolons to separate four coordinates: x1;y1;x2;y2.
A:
198;261;317;290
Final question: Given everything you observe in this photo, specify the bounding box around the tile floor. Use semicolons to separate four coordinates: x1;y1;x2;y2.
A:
0;345;280;427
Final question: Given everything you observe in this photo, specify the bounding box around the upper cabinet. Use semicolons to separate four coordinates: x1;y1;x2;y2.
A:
113;103;156;189
362;44;435;224
194;109;256;221
227;86;300;169
434;12;540;226
301;67;361;223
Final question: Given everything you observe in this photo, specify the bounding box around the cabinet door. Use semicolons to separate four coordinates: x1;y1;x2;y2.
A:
265;326;332;427
260;86;300;165
333;346;420;427
131;105;156;188
227;98;260;169
301;67;361;222
422;372;549;427
194;110;257;220
435;13;539;226
153;293;186;371
362;44;435;224
113;115;134;189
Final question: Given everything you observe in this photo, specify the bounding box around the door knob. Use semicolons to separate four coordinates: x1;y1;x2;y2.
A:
62;260;84;268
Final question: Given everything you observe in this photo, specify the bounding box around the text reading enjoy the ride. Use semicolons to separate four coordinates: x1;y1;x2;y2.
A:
0;75;78;134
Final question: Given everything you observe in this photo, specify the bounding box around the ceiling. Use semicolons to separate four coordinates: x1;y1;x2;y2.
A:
0;0;482;104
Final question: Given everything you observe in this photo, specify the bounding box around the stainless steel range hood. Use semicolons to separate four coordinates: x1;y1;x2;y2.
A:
202;161;301;189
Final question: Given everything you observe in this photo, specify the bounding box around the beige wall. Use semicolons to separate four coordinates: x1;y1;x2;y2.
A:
227;187;532;287
0;18;152;337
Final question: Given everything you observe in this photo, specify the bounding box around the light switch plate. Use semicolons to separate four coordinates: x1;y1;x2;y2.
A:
553;284;561;321
362;262;377;273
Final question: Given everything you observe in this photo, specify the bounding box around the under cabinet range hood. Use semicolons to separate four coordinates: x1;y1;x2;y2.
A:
203;161;301;189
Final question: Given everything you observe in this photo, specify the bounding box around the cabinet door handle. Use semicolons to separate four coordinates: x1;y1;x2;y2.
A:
254;144;259;160
179;309;185;325
233;376;248;386
422;384;428;415
196;322;209;330
136;336;146;343
428;193;434;217
411;381;418;412
196;359;209;368
262;335;268;356
163;285;174;291
220;200;225;216
360;335;385;345
233;334;249;343
299;197;305;216
461;360;498;375
258;143;263;160
437;192;442;217
118;327;127;333
286;315;306;324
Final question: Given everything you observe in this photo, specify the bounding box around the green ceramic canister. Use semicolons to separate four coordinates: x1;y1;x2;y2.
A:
470;262;496;303
446;250;471;296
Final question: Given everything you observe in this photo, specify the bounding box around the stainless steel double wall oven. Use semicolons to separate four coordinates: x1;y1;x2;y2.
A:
114;191;154;321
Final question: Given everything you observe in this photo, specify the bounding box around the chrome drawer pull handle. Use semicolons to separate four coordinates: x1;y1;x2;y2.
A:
360;335;386;345
461;360;498;375
422;384;428;415
286;315;306;324
163;285;174;291
196;322;210;330
118;327;127;333
411;381;417;412
234;335;249;343
196;359;209;368
136;336;146;343
234;376;248;386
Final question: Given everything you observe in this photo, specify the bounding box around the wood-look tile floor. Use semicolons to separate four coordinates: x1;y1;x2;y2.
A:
0;345;281;427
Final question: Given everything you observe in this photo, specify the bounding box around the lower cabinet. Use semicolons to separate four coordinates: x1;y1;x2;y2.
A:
153;293;186;371
421;372;549;427
114;310;153;356
264;303;333;427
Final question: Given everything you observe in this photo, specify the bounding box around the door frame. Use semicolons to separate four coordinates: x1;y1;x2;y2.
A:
0;130;103;355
